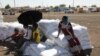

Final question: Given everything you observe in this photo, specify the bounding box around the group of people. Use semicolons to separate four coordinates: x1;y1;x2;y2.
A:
4;10;92;56
4;23;41;55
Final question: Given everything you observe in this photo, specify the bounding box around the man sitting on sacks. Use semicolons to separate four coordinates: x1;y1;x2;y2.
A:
4;28;26;55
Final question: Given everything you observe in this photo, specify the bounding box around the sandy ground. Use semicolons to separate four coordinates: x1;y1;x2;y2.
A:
0;12;100;56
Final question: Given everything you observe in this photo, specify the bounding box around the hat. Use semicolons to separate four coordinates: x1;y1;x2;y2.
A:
17;10;42;25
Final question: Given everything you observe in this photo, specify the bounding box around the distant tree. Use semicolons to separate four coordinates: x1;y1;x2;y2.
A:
54;6;59;11
83;6;87;7
37;6;41;8
59;4;66;7
69;5;71;8
50;6;53;8
54;6;59;9
5;4;11;9
76;5;80;8
91;5;97;7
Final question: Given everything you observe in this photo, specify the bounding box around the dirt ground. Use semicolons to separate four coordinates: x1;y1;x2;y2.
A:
0;12;100;56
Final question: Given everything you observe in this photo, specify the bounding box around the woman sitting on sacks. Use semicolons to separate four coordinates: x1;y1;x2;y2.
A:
57;16;92;56
56;16;84;56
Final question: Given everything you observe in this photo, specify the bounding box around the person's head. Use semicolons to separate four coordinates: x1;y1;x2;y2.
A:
14;28;19;32
61;16;69;24
23;24;28;28
32;23;38;29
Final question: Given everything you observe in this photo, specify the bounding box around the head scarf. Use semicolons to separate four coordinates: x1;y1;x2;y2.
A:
62;16;69;25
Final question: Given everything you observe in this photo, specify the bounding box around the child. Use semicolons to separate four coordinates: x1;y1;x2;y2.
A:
23;23;41;44
31;23;40;44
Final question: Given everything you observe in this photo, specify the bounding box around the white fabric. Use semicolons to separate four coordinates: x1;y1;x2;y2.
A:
24;28;32;40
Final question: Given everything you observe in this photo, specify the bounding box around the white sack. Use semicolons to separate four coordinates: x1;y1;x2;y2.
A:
22;42;72;56
0;22;23;40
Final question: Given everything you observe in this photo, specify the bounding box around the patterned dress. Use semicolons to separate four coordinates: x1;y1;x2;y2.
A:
58;21;83;56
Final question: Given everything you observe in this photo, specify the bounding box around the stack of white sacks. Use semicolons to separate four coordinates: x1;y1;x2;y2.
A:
0;18;93;56
0;22;23;40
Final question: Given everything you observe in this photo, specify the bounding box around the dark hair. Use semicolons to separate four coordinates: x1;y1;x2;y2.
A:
23;24;28;28
61;16;69;25
18;10;42;25
32;23;38;30
62;16;68;21
14;28;19;32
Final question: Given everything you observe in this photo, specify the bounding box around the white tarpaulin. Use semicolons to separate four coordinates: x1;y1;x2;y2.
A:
0;19;93;56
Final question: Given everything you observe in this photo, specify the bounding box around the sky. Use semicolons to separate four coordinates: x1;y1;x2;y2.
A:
0;0;100;8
